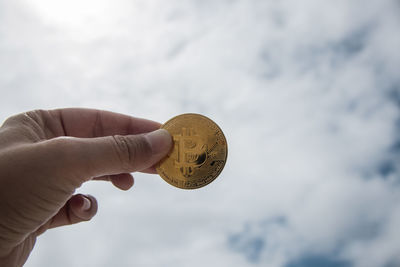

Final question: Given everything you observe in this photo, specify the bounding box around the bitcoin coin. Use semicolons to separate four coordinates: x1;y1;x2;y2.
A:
156;113;227;189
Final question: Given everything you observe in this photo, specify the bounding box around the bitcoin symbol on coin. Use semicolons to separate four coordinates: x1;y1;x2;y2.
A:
156;114;228;190
173;127;207;177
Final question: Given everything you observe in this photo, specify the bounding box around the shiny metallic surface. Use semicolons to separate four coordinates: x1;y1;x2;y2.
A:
156;113;227;189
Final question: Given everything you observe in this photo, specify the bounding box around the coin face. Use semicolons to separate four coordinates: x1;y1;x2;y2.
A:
156;113;227;189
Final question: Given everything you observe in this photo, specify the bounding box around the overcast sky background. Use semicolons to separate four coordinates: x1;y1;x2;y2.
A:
1;0;400;266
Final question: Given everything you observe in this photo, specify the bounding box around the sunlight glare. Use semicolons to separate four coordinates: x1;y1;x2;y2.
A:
24;0;128;37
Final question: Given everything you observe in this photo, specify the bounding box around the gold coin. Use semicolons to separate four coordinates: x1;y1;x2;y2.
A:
156;113;228;189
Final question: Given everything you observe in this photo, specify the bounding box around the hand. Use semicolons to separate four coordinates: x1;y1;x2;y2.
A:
0;108;172;267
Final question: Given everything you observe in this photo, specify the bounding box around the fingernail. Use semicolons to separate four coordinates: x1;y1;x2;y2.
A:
81;196;91;211
145;129;172;155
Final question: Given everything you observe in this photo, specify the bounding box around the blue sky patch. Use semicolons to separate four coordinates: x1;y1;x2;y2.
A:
285;254;353;267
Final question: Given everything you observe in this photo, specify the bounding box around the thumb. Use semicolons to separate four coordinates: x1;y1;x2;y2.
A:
37;129;172;184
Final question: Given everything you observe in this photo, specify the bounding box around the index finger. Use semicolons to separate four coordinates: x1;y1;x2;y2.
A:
26;108;162;138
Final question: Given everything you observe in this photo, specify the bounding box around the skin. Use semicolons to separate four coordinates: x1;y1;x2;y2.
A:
0;108;173;267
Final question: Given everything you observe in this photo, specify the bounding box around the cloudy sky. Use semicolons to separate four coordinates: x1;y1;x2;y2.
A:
1;0;400;266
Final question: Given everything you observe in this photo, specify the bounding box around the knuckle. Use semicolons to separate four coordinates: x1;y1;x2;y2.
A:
1;114;22;127
111;134;152;171
24;110;48;126
1;110;48;140
111;135;130;171
1;110;42;128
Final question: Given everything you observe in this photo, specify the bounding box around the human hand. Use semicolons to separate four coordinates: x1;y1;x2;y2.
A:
0;108;172;267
